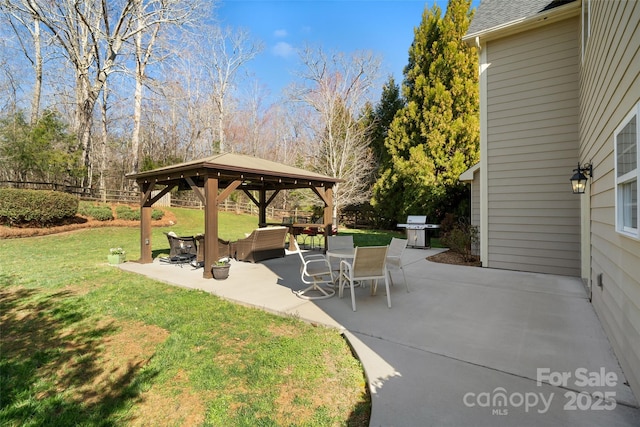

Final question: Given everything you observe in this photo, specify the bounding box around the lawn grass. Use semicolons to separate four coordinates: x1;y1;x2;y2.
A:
0;207;371;426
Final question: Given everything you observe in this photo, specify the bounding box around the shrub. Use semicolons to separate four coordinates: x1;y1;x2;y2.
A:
78;202;114;221
77;201;94;217
0;188;78;226
80;202;163;222
115;205;140;221
89;205;114;221
151;209;164;220
439;216;479;262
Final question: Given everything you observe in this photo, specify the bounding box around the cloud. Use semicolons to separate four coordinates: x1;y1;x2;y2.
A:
274;29;288;38
272;41;295;58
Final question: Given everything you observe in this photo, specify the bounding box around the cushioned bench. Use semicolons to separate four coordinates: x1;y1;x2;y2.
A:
231;226;288;263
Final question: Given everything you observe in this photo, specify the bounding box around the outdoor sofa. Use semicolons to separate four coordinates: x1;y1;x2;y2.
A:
231;226;288;263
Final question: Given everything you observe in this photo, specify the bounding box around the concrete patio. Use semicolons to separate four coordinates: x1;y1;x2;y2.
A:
120;247;640;426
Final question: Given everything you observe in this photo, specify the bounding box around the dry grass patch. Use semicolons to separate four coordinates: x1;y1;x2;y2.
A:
130;370;209;427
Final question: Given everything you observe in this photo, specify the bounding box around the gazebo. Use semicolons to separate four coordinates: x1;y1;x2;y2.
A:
127;153;342;278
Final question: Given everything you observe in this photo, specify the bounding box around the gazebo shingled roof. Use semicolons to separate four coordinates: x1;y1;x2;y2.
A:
127;153;341;279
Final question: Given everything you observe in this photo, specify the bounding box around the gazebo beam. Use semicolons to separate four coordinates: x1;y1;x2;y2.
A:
186;177;205;204
242;188;259;206
266;189;280;206
218;180;242;202
148;184;174;205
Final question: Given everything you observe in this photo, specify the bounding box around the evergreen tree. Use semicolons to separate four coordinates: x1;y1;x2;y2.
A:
369;76;405;171
372;0;479;223
0;109;78;183
363;76;405;228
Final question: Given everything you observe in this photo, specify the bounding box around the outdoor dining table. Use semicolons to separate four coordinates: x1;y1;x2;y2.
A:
261;222;329;251
326;247;355;288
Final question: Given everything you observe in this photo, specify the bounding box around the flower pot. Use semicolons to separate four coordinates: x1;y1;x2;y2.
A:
212;264;230;280
108;254;125;265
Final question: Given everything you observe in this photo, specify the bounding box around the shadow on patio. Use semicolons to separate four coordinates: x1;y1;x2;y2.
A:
120;248;640;426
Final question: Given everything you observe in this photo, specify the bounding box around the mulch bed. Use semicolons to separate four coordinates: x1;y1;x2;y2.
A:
427;250;481;267
0;208;176;239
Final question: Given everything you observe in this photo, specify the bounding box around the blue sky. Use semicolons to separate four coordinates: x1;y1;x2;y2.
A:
216;0;481;102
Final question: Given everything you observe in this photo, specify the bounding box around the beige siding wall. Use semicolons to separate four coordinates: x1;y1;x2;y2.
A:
471;170;480;256
579;0;640;401
485;17;581;276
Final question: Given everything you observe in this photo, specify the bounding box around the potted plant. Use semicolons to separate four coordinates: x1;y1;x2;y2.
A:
211;257;230;280
108;247;126;265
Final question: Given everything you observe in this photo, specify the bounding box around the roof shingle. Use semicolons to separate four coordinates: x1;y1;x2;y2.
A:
466;0;577;37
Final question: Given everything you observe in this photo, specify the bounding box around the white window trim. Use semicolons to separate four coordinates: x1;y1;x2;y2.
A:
614;102;640;239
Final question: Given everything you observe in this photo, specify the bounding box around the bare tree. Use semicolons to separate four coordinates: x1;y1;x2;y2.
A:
0;5;46;124
130;3;161;174
129;1;204;174
231;80;270;156
290;46;381;226
9;0;200;187
0;21;21;117
196;25;263;153
147;48;218;163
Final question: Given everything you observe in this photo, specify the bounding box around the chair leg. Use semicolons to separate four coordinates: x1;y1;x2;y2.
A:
384;275;391;308
296;278;335;300
349;278;357;311
401;266;409;292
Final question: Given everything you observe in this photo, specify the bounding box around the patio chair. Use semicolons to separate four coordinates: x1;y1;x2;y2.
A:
386;237;409;292
192;234;231;268
339;245;390;311
293;240;335;300
159;232;197;266
328;235;354;250
327;235;354;270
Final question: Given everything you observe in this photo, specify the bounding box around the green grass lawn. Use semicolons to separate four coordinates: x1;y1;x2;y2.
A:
0;208;376;426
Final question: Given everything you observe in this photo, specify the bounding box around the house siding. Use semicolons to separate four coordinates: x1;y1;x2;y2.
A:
471;169;480;256
485;17;581;276
579;0;640;401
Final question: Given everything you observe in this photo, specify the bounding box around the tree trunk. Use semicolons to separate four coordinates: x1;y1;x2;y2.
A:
29;18;42;126
131;64;144;173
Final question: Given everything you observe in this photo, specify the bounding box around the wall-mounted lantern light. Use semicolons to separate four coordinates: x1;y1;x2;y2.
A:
570;163;593;194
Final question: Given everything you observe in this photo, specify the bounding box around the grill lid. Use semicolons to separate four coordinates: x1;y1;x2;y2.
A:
406;215;427;224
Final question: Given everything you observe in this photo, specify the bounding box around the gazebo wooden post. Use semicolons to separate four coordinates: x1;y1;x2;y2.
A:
203;175;219;279
140;182;153;263
258;188;267;227
323;185;334;249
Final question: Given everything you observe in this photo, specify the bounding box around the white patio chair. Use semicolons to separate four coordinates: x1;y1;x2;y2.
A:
327;235;354;250
293;240;335;300
387;237;409;292
339;245;390;311
327;235;354;270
